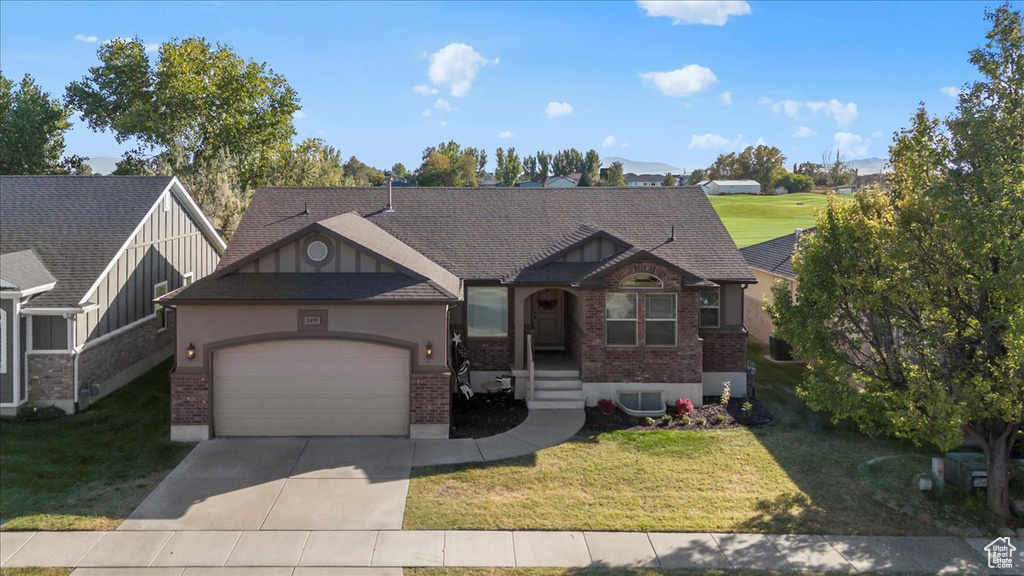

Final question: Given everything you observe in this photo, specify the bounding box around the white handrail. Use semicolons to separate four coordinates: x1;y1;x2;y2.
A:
527;333;535;401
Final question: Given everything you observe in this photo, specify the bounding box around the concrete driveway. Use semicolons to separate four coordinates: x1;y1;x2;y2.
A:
120;437;413;531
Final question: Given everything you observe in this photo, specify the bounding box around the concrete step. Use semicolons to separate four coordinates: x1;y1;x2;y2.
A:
534;388;586;401
527;399;586;410
534;369;580;379
533;378;583;390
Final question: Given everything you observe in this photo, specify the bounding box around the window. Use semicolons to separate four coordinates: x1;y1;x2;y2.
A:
699;288;720;328
0;307;6;374
467;287;507;337
645;293;677;346
183;272;194;287
154;281;168;330
618;391;664;416
605;293;637;346
307;240;329;262
620;273;662;289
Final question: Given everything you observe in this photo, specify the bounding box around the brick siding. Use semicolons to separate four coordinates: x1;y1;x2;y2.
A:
170;371;210;426
580;260;704;383
701;330;748;372
410;371;451;425
79;314;174;391
27;354;75;403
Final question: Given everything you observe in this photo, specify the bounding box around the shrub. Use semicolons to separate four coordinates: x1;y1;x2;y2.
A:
720;381;731;406
712;413;726;425
643;416;657;427
772;172;815;193
676;397;694;416
694;416;707;427
742;401;754;417
660;413;673;425
597;398;616;415
680;415;691;426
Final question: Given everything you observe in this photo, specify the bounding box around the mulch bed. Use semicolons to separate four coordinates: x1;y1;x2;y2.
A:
585;396;775;432
450;393;529;439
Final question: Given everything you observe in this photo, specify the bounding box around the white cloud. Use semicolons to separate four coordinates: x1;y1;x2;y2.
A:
144;43;159;53
688;133;747;151
544;101;574;119
637;0;751;26
762;97;858;126
434;98;457;112
413;84;438;96
940;86;960;98
74;34;98;43
602;135;617;147
834;132;869;157
719;91;732;105
439;120;448;127
422;109;433;117
773;99;802;119
426;43;497;98
640;64;718;97
292;110;306;120
792;126;816;139
499;130;514;139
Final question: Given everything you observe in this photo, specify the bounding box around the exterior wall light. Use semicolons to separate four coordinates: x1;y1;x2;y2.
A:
425;342;434;360
186;343;196;360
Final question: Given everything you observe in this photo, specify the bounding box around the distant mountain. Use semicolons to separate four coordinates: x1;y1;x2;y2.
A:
847;157;889;175
84;157;120;175
600;157;684;176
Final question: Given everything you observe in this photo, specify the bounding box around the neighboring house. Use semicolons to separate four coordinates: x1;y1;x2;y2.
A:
480;172;499;187
624;173;666;187
706;180;761;195
740;228;814;344
516;180;544;188
545;173;580;187
696;180;711;194
0;176;225;415
161;185;755;441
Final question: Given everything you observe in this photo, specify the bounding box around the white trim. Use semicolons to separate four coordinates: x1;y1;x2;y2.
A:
183;272;194;286
76;177;226;308
605;292;638;347
26;350;73;356
11;299;20;404
620;272;664;290
0;282;57;299
20;305;96;315
0;306;7;374
76;313;157;353
26;315;33;353
699;287;721;329
154;281;169;332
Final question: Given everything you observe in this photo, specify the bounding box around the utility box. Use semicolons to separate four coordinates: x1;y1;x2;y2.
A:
944;453;989;493
769;335;794;361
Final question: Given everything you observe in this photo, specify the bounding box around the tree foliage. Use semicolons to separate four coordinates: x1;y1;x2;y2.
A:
415;140;481;187
663;173;677;187
602;161;626;186
552;148;583;176
66;37;299;230
686;168;708;185
494;146;523;186
579;149;601;187
772;172;814;193
0;73;79;175
705;145;787;193
769;4;1024;519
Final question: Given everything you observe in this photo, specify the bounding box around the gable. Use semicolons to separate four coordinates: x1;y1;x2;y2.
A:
552;236;623;263
237;232;397;274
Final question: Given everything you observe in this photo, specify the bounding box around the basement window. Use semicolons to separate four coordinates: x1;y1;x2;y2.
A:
617;391;665;417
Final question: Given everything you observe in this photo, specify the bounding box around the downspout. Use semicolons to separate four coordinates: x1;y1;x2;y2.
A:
67;313;79;411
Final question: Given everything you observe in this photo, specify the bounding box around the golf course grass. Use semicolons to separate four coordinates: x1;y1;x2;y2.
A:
708;192;838;248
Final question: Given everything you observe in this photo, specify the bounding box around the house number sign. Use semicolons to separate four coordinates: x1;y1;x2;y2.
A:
298;309;327;331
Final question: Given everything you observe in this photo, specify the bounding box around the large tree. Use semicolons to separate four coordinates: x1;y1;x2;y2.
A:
552;148;583;176
415;140;481;187
0;73;78;174
494;146;523;186
737;144;787;193
535;150;552;182
66;37;299;230
579;149;601;187
602;161;626;186
266;138;347;187
769;4;1024;519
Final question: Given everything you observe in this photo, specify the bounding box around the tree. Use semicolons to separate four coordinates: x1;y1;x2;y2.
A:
494;147;522;186
663;173;677;186
737;144;787;193
794;161;826;186
552;148;583;176
266;139;347;187
390;162;412;179
772;172;814;193
0;73;78;174
579;149;601;187
66;37;299;230
342;155;385;186
535;151;552;182
522;155;538;182
769;5;1024;519
415;140;481;187
602;161;625;186
821;150;857;187
706;152;738;180
686;168;708;185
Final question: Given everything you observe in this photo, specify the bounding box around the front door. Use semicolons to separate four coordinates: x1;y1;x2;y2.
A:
532;289;564;349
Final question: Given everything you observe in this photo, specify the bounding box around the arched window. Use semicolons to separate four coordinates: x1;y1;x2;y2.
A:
620;273;663;289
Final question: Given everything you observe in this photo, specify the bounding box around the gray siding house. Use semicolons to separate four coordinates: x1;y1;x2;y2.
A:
0;176;225;415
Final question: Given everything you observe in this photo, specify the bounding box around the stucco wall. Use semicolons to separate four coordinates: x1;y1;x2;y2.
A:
743;268;796;343
236;232;397;274
175;303;449;371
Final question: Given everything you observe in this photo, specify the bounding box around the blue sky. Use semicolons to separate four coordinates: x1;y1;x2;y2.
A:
0;1;1000;172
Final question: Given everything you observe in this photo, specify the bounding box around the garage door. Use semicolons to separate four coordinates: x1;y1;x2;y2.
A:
213;339;410;436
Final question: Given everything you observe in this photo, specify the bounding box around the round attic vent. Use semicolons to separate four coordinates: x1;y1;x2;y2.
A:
306;240;329;262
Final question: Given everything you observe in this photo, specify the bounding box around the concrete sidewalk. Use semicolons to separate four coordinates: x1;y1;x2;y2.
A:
2;529;1019;574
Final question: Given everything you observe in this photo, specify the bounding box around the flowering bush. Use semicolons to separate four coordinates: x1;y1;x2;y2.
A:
597;398;616;415
675;397;694;416
720;381;731;406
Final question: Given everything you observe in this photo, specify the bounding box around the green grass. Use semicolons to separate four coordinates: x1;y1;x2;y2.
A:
406;343;939;535
407;570;839;576
406;342;1017;536
0;359;194;531
0;569;72;576
708;192;837;248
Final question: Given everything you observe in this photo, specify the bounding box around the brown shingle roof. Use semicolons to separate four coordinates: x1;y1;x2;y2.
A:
740;228;816;280
219;186;754;284
0;249;57;292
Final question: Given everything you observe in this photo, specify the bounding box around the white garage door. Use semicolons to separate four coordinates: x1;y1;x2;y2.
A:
214;339;410;436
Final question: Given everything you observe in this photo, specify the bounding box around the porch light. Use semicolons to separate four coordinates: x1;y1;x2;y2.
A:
425;342;434;360
186;343;196;360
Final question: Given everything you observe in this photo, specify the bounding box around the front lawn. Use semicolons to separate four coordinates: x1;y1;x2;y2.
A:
405;343;998;536
407;570;832;576
0;359;194;531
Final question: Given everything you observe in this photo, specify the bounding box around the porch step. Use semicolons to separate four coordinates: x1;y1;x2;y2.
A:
533;388;585;401
534;369;580;379
533;378;582;390
528;399;586;410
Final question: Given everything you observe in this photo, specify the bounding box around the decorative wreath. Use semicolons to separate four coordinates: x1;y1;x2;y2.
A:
537;298;558;311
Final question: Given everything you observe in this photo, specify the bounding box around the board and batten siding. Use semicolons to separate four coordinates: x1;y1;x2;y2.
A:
554;237;620;263
76;192;221;345
236;233;397;274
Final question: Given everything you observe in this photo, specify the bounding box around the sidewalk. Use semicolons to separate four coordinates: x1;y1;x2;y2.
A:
2;529;1020;574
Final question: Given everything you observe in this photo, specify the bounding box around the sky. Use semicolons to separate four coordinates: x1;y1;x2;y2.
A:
0;1;1002;172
